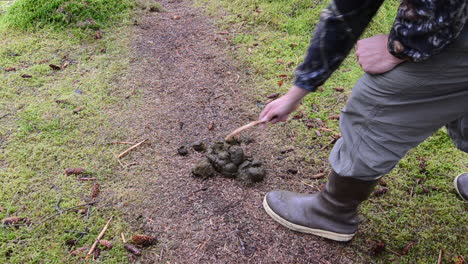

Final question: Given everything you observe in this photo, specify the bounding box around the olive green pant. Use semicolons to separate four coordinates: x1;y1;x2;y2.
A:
330;27;468;180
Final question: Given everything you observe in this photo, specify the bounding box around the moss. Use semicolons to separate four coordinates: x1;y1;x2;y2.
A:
0;0;134;31
0;4;135;262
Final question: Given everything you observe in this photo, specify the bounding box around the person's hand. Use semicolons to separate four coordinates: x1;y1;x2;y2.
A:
356;34;405;74
259;85;309;124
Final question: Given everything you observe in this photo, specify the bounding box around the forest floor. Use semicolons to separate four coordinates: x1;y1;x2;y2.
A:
114;0;360;263
1;0;466;263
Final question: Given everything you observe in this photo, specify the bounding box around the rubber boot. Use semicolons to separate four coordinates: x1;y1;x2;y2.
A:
263;170;378;242
454;173;468;201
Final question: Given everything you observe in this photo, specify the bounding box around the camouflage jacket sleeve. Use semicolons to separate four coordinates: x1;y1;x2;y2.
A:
388;0;468;62
294;0;384;92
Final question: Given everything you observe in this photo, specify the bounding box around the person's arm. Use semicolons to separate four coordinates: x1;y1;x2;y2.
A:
388;0;467;62
294;0;384;91
260;0;384;123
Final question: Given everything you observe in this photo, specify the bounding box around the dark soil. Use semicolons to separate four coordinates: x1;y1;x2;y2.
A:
113;0;365;263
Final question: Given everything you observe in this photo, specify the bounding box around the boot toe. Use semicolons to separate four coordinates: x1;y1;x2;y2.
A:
264;190;295;220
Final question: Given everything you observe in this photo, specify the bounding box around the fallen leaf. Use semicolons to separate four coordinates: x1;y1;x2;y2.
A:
65;168;86;176
38;59;49;64
2;217;27;225
208;122;214;131
131;234;157;247
172;15;181;20
91;183;100;198
277;80;284;87
333;87;345;92
99;240;113;249
62;61;69;69
401;241;415;255
49;64;61;70
93;247;101;260
328;115;340;120
369;241;386;256
453;255;465;264
277;58;284;64
73;106;84;114
4;67;16;72
314;130;322;137
374;187;389;197
218;31;229;35
21;74;32;78
94;30;102;39
277;74;288;79
378;179;388;187
266;93;280;99
124;243;141;256
311;173;326;179
280;148;294;154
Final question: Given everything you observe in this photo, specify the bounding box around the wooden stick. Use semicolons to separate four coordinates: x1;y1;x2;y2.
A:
86;216;113;259
437;249;443;264
225;121;264;141
109;141;136;145
78;177;97;181
118;139;147;159
121;232;127;243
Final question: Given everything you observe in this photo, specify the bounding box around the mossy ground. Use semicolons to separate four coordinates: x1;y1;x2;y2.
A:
0;1;138;263
195;0;467;263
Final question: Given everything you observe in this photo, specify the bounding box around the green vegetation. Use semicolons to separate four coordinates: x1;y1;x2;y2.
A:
195;0;468;263
0;0;134;31
0;1;136;263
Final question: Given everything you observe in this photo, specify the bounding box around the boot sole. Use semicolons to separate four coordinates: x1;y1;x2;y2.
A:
263;195;355;242
454;174;467;202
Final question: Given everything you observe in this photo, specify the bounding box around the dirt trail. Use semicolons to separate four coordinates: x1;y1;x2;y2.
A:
115;0;363;263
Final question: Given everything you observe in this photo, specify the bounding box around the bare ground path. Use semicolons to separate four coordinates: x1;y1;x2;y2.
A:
114;0;363;263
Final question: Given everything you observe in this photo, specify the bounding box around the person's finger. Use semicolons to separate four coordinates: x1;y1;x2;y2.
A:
259;105;271;121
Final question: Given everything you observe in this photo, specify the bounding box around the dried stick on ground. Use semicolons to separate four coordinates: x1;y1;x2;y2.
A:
225;121;264;141
86;216;113;259
437;249;443;264
118;139;148;159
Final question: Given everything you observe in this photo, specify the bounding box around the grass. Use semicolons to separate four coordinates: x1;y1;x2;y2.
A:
0;1;139;263
195;0;468;263
0;0;134;31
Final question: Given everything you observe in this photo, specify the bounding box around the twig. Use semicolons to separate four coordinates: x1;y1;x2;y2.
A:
55;197;63;214
34;202;97;228
109;141;135;145
300;180;315;189
235;229;246;256
386;247;402;257
86;216;113;259
225;121;265;141
118;139;147;159
78;177;97;181
121;232;127;243
437;249;443;264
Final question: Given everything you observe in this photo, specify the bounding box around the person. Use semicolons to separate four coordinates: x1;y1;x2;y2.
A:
258;0;468;242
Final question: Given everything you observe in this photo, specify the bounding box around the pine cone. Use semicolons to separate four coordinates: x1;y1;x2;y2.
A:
131;234;157;247
99;239;113;249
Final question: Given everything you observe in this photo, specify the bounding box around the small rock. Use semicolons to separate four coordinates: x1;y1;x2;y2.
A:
192;141;206;152
177;146;189;156
192;158;215;178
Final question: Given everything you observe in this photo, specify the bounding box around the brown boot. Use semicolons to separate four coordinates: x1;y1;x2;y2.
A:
263;170;378;241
